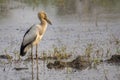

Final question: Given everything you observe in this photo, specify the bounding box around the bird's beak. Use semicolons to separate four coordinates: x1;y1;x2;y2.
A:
45;17;52;25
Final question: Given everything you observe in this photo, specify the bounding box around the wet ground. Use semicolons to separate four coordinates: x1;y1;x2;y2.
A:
0;0;120;80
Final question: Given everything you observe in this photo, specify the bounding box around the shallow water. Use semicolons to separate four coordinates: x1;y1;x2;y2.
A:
0;0;120;80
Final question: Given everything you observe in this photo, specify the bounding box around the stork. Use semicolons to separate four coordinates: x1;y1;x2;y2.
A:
20;11;52;80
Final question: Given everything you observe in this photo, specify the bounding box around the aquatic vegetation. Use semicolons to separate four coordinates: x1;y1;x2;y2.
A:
52;46;71;60
0;54;12;60
0;0;7;3
40;45;72;60
47;55;88;70
85;43;93;58
92;0;119;8
105;54;120;63
24;46;71;61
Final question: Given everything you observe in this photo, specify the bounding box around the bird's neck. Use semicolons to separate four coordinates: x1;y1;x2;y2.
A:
40;19;48;27
39;19;48;34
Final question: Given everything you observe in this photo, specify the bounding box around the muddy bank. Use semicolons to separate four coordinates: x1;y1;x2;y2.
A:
0;54;12;59
13;67;28;71
47;54;120;70
0;54;120;70
47;56;92;70
105;54;120;63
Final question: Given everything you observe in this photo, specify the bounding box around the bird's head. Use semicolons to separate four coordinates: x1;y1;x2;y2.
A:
38;11;52;25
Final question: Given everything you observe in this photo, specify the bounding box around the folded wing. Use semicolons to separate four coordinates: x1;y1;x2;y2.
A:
20;24;37;56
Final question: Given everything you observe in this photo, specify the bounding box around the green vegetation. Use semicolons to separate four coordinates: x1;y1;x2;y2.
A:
92;0;120;7
40;45;72;60
85;43;93;57
0;0;7;3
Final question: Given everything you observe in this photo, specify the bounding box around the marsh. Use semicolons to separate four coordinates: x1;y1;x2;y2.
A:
0;0;120;80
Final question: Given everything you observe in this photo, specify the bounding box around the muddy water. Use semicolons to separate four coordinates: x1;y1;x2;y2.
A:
0;0;120;80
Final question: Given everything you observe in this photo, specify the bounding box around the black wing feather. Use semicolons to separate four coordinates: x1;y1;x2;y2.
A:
20;24;37;56
20;35;36;56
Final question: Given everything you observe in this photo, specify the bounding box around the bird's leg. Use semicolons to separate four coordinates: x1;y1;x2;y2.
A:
31;45;34;80
36;44;39;80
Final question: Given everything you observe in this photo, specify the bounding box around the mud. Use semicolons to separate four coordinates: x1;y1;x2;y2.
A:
0;54;12;59
106;54;120;63
47;54;120;70
47;56;92;70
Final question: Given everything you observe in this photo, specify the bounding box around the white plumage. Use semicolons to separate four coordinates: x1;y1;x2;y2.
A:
20;11;52;56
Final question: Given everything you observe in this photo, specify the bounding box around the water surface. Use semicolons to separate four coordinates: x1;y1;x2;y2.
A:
0;0;120;80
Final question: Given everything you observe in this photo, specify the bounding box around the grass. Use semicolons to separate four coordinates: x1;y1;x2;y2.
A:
85;43;93;58
39;45;72;60
110;35;120;55
0;34;119;71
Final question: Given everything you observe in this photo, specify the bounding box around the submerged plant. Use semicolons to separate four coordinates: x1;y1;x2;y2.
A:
85;43;93;58
38;45;72;61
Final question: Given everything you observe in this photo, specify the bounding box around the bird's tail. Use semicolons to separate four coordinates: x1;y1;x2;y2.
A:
20;44;27;56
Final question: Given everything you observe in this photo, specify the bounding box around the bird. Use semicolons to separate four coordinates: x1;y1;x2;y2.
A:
20;11;52;80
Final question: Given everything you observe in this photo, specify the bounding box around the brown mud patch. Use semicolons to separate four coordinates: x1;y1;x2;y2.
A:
47;54;120;70
105;54;120;63
0;54;13;59
13;67;28;71
47;56;92;70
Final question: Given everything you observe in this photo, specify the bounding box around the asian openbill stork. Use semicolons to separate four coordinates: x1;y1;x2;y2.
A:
20;11;52;80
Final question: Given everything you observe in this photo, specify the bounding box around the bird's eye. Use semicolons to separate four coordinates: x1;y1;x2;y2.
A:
44;13;47;18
